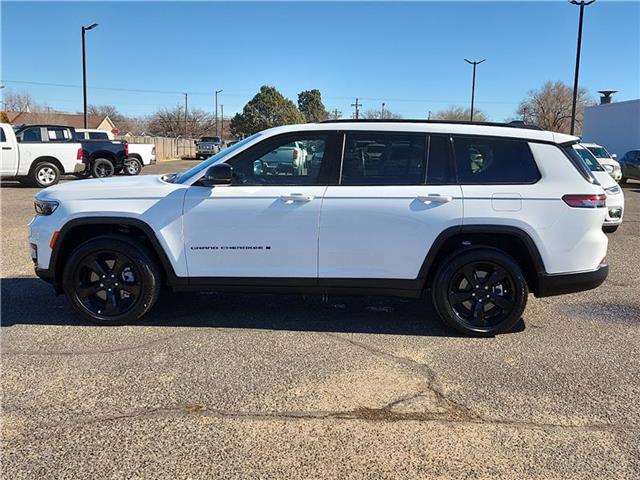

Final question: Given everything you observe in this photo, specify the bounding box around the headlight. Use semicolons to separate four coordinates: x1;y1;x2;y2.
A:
603;164;614;173
34;199;59;216
604;185;621;195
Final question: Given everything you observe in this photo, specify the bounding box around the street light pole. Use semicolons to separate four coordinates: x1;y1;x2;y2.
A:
464;58;486;122
381;102;385;119
569;0;595;135
215;89;223;136
81;23;98;128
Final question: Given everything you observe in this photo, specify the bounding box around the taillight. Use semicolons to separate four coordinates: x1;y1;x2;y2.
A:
292;150;298;160
124;142;129;157
76;147;83;160
562;194;606;208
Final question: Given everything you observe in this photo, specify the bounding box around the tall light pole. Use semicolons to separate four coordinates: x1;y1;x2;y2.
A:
464;58;486;122
215;89;223;136
381;102;385;119
220;104;224;138
81;23;98;128
569;0;595;135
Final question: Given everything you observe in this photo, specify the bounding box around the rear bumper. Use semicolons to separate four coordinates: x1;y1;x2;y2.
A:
535;264;608;297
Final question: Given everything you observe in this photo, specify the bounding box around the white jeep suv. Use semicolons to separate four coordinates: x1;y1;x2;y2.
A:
30;121;609;336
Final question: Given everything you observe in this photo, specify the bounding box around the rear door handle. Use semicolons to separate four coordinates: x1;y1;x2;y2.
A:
2;147;11;150
416;194;453;204
280;193;314;204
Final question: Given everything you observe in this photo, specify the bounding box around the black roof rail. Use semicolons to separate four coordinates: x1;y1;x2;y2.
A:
319;118;544;131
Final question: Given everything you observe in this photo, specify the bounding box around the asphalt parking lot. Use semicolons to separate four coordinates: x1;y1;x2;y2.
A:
2;162;639;479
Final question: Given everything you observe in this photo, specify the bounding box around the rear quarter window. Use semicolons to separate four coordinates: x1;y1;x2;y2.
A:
453;136;540;184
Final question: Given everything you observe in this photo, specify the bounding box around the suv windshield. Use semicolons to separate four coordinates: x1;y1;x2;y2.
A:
200;137;221;143
170;133;261;184
586;146;611;159
574;145;605;172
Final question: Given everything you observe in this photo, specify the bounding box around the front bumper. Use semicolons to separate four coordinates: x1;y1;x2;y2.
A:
535;264;608;297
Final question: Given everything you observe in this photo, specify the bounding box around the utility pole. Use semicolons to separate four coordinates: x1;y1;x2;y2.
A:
81;23;98;128
427;110;432;120
184;93;188;137
220;104;224;138
464;58;486;122
569;0;596;135
215;89;223;136
351;98;362;119
381;102;385;119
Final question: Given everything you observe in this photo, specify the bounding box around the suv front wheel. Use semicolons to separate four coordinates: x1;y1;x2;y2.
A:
431;248;528;336
62;236;161;325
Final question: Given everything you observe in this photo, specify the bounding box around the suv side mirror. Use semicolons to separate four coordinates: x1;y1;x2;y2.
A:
194;140;198;145
611;154;617;159
202;163;233;186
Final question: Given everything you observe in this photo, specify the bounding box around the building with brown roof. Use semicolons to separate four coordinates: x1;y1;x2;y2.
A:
5;111;116;131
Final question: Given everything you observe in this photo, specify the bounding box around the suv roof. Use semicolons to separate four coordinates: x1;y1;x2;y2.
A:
260;121;579;145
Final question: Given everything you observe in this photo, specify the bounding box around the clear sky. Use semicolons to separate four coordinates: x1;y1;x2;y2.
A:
2;1;639;121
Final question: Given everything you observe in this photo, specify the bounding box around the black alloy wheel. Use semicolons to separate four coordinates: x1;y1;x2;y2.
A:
432;248;528;336
63;236;161;325
447;261;516;329
73;251;142;317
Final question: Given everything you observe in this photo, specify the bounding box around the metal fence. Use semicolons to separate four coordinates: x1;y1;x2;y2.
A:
115;135;198;160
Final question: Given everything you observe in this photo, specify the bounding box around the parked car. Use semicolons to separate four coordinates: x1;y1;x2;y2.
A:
618;149;640;183
195;136;223;159
0;123;85;187
573;144;624;233
75;129;156;176
30;120;609;336
583;143;622;182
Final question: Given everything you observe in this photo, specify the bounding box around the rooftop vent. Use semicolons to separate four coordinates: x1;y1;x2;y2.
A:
598;89;617;105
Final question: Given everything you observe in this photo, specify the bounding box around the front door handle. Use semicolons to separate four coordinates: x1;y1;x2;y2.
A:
416;194;453;204
2;147;11;150
280;193;314;204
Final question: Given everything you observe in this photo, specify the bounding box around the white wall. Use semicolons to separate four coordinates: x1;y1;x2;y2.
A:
582;99;640;157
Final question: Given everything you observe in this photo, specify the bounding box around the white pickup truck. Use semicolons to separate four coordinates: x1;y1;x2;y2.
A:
75;129;156;175
0;123;86;187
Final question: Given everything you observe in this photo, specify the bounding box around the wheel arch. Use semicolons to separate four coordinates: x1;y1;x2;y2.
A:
29;156;64;175
419;225;546;295
50;217;183;292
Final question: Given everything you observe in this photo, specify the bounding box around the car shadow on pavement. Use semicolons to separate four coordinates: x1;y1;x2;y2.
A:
1;277;525;337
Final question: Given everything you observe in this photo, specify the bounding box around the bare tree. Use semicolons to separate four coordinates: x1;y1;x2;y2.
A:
2;90;38;112
362;108;403;120
147;104;215;138
88;104;149;134
432;105;488;122
516;81;592;134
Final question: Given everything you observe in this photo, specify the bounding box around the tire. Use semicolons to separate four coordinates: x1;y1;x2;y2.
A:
603;225;619;234
29;161;60;188
91;158;115;178
123;158;142;176
62;235;162;325
431;247;528;336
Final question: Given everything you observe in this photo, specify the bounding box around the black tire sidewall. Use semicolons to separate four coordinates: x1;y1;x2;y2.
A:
31;162;60;188
91;159;115;178
62;236;161;325
432;247;528;336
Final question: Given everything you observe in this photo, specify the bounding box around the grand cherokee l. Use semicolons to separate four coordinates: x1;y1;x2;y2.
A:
29;120;609;336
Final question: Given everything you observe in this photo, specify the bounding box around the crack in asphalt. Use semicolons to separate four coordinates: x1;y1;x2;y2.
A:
321;332;481;421
1;332;190;356
5;402;637;448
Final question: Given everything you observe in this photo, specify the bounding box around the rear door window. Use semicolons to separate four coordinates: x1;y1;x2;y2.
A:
453;136;540;184
341;133;427;185
47;127;71;142
89;131;109;140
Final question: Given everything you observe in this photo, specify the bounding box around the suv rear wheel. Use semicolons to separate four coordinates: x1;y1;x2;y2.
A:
62;236;161;325
431;248;528;336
